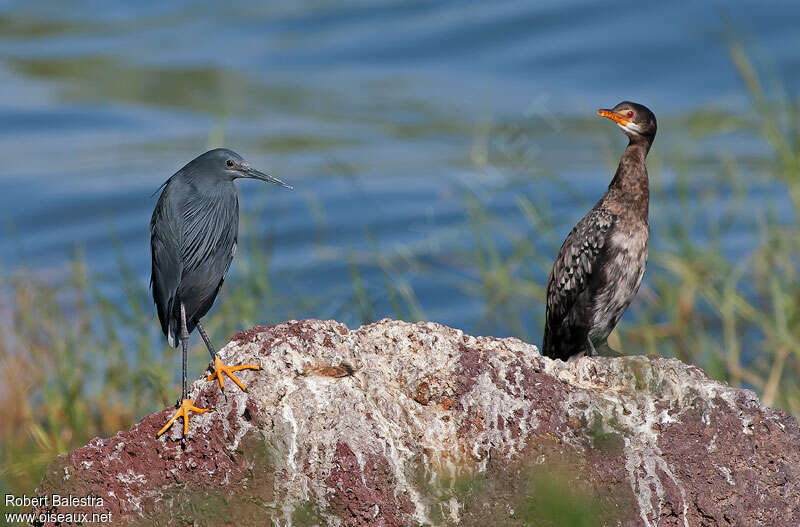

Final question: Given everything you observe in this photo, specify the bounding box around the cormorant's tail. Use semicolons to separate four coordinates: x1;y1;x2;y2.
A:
541;323;555;359
542;322;589;360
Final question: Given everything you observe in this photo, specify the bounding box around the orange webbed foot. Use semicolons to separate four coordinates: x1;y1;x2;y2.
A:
157;399;211;437
206;356;260;392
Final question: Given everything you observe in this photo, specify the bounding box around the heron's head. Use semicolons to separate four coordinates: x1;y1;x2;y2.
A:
597;102;656;142
199;148;293;189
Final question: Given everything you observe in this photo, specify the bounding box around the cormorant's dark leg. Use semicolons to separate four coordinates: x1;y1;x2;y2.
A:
586;335;598;357
203;320;261;392
196;322;217;361
599;340;623;357
156;303;210;437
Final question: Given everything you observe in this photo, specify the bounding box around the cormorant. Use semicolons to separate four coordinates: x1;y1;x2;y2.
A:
542;102;657;360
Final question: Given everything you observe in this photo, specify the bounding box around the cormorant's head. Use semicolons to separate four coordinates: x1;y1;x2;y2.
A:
597;102;657;142
194;148;292;189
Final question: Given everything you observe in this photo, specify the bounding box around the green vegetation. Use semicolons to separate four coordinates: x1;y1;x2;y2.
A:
424;458;623;526
1;45;798;521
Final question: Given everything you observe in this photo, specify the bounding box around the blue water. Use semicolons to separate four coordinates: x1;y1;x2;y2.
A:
0;0;798;339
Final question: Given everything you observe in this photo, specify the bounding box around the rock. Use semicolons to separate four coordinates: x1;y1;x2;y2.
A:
34;319;800;526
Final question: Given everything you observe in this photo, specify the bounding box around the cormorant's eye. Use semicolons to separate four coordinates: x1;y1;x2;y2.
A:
226;159;234;168
627;111;634;118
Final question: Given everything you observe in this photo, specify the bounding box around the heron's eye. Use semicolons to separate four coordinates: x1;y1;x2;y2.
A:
226;160;234;168
627;111;634;118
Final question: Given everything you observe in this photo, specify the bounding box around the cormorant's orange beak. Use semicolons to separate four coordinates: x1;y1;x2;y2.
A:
597;109;632;126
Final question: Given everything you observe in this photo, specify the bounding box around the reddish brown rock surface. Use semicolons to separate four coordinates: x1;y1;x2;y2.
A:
34;319;800;526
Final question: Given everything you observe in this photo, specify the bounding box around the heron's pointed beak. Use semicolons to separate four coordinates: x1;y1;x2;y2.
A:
240;168;293;190
597;109;632;127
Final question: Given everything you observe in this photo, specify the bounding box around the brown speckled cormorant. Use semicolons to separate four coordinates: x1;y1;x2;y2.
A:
542;101;657;360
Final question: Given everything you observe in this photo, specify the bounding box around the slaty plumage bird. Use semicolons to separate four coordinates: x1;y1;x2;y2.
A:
542;102;657;360
150;148;291;437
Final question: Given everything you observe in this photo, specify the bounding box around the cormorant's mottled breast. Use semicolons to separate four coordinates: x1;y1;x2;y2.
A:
542;102;657;360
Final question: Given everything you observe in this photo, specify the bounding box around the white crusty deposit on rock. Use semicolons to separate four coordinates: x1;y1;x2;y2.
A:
35;319;800;527
199;320;543;525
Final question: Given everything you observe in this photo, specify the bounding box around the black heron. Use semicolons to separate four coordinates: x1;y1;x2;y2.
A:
542;101;656;360
150;148;291;437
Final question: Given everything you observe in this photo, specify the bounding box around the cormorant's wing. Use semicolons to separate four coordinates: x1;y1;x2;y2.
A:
150;182;184;347
545;207;615;325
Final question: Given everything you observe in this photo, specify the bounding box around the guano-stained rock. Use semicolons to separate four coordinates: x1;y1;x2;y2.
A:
34;319;800;526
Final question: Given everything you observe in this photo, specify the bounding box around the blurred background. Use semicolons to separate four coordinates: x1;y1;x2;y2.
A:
1;0;799;508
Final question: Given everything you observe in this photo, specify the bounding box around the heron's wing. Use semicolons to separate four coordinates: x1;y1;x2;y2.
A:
177;190;238;321
545;207;616;325
180;191;238;277
150;183;184;346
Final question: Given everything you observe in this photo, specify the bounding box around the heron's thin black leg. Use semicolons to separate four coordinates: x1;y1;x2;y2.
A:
156;304;210;438
180;303;189;401
196;322;217;361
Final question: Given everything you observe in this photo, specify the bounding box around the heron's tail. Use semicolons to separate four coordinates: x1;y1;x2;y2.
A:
167;325;177;347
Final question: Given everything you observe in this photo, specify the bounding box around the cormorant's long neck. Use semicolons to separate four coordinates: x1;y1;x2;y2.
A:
606;137;651;220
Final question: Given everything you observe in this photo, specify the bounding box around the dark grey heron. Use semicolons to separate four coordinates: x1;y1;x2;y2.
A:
151;148;291;437
543;102;657;360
